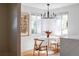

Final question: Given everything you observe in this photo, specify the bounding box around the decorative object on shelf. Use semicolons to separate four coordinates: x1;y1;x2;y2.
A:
41;4;56;19
20;13;29;36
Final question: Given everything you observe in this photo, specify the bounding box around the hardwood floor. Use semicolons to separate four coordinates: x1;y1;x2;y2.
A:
21;50;60;56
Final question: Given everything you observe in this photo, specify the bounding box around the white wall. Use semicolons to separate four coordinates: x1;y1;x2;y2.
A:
21;4;79;52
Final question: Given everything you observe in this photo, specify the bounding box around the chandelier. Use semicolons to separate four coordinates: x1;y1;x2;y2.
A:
41;4;56;19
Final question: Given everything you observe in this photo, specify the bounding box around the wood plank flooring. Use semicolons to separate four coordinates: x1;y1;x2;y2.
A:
21;50;60;56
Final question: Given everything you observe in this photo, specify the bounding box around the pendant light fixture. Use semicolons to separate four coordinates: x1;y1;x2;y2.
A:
41;4;56;19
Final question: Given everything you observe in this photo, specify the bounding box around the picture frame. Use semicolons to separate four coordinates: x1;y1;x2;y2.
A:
20;12;29;36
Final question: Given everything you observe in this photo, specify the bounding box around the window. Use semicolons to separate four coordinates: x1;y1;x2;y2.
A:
53;16;62;36
31;15;42;34
31;13;68;36
53;13;68;36
61;14;68;35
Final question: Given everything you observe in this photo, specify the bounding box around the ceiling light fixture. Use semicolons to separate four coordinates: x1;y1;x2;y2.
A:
41;4;56;19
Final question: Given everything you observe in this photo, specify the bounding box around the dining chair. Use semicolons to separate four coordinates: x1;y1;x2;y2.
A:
50;39;60;54
33;38;48;56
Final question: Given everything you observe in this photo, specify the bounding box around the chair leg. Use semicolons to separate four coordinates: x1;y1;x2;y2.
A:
38;50;40;56
46;50;48;56
33;49;35;56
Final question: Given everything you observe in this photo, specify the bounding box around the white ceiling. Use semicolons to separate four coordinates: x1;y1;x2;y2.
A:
22;3;76;10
